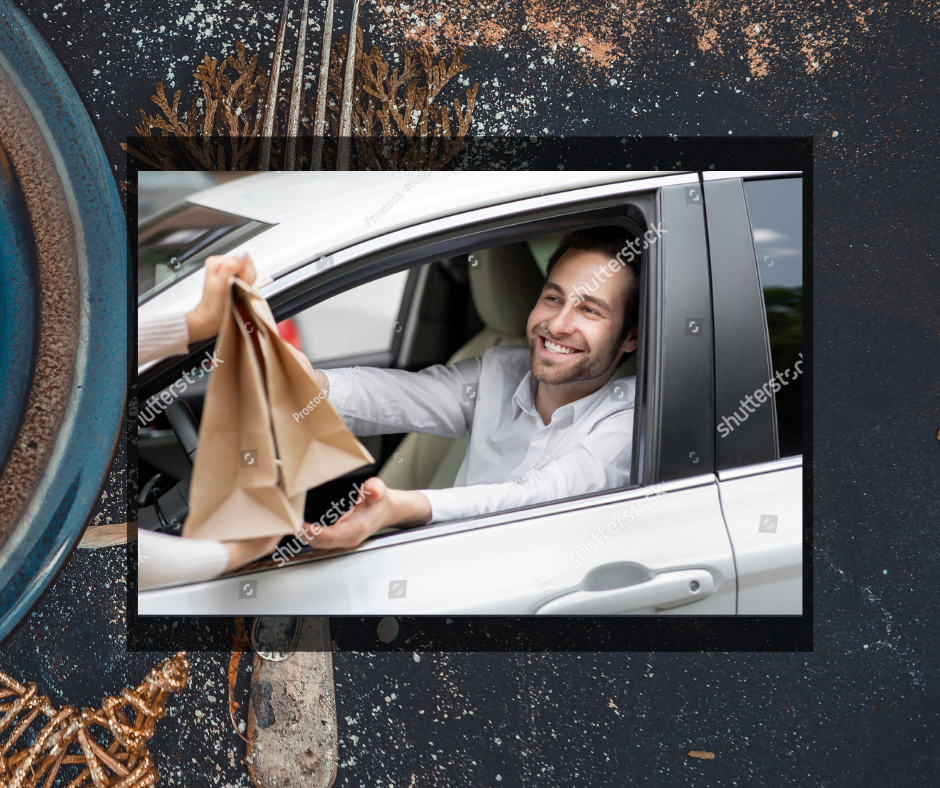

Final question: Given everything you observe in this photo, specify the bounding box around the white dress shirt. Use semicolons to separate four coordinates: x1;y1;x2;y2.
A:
324;345;636;523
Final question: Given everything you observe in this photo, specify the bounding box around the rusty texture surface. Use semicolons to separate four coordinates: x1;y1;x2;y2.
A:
247;618;338;788
0;57;79;548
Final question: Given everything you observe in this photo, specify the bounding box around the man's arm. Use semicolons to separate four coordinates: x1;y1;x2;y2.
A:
303;409;634;550
316;356;484;438
299;477;432;551
419;408;634;522
302;362;330;397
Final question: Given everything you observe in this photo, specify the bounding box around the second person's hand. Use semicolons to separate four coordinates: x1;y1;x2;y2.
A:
186;252;258;343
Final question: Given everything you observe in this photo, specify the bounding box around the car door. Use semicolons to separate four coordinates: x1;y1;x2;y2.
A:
138;172;738;616
703;173;804;615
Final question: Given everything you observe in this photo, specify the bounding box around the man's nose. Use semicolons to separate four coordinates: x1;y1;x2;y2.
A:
545;300;578;335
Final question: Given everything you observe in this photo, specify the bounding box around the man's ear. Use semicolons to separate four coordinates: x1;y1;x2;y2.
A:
620;326;639;355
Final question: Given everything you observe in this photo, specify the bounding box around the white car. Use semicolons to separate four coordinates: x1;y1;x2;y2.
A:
137;170;804;616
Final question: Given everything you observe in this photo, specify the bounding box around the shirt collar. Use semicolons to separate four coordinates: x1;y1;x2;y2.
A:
511;367;629;425
511;371;539;420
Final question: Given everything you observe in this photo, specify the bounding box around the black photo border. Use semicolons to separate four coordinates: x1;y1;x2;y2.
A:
125;135;812;652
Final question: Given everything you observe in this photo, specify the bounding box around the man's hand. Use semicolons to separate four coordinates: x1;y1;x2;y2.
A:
301;477;432;551
186;252;258;343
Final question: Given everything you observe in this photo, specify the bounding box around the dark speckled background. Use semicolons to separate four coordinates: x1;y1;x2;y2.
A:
2;0;939;785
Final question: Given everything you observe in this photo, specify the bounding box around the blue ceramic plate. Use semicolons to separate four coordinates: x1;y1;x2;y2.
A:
0;2;126;642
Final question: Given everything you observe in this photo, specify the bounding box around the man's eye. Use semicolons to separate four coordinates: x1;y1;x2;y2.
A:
582;306;598;315
546;295;561;304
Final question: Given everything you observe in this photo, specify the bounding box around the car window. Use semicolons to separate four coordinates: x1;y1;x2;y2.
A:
137;204;269;303
526;233;565;275
744;177;803;457
137;171;218;221
291;271;410;364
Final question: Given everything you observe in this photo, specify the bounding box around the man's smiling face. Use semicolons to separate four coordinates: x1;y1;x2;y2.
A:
526;248;638;386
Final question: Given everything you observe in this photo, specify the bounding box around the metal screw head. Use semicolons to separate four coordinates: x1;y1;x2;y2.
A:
689;580;700;593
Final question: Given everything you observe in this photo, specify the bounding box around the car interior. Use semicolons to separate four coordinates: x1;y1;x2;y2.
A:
138;230;639;577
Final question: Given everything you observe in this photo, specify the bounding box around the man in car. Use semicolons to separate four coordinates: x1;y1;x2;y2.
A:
303;225;642;552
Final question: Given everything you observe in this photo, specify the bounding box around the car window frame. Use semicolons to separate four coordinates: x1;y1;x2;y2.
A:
703;174;793;470
649;182;717;484
136;207;272;306
741;175;804;460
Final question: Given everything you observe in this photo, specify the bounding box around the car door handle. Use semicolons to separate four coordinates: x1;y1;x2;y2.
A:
536;569;714;615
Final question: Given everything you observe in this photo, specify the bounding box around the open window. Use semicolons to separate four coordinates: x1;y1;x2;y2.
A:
240;207;658;570
138;197;659;558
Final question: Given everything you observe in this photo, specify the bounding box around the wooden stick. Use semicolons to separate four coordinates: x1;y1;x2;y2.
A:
285;0;311;169
336;0;360;171
310;0;335;171
77;522;137;549
259;0;292;170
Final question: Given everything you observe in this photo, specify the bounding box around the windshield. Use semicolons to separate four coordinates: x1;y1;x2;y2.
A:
137;204;270;303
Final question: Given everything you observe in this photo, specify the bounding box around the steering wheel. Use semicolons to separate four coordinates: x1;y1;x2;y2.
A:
137;400;199;535
165;399;200;465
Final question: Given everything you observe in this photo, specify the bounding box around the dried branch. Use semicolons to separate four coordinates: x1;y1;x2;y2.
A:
122;25;480;179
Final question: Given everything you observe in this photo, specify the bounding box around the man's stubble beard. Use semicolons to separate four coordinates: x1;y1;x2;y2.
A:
527;331;624;386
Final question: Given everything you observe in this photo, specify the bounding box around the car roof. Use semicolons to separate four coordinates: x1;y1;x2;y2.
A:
140;170;683;324
187;170;676;226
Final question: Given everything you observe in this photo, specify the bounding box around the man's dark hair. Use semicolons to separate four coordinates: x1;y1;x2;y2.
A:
544;225;642;340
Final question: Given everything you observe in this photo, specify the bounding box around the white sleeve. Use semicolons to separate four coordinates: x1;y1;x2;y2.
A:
137;529;229;590
138;312;190;366
418;408;634;523
322;356;483;438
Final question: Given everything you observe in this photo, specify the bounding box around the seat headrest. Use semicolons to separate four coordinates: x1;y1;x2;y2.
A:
468;242;546;337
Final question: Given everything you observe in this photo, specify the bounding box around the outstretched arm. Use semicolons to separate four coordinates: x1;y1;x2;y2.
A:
319;356;484;439
419;409;633;523
138;252;258;366
297;477;431;552
300;409;634;551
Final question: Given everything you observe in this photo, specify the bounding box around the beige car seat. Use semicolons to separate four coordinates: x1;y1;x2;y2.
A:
378;242;544;490
377;241;638;492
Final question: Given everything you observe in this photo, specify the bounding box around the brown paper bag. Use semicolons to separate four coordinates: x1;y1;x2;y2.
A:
181;276;374;542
